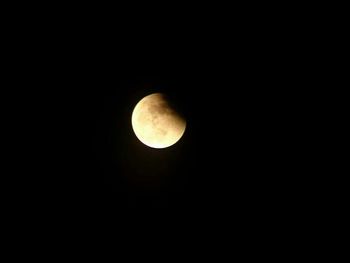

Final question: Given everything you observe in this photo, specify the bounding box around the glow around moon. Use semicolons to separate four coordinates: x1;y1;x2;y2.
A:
131;93;186;149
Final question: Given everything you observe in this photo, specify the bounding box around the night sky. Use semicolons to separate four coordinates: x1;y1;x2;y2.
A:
11;14;302;223
3;5;324;258
47;51;294;213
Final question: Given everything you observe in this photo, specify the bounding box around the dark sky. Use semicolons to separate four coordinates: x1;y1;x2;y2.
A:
3;5;326;258
41;48;295;214
9;12;304;226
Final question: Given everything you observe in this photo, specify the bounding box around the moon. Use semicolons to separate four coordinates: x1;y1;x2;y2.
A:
131;93;186;149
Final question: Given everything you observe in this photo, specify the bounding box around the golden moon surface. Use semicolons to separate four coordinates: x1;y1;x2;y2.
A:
131;93;186;149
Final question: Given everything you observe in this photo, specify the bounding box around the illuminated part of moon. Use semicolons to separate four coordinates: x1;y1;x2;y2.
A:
131;93;186;149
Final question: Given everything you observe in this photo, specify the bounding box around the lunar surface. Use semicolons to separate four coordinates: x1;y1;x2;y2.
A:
131;93;186;149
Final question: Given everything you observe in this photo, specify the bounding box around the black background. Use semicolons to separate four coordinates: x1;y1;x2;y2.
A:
38;37;296;213
3;5;334;258
6;8;308;233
